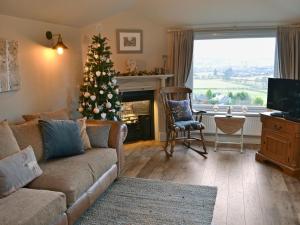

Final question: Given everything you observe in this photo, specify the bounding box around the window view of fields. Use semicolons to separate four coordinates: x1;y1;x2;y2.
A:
193;37;276;107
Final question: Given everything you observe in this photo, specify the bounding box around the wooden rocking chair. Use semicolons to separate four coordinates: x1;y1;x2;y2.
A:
160;87;207;158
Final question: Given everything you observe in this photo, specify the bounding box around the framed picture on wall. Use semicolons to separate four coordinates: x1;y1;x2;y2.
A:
116;29;143;53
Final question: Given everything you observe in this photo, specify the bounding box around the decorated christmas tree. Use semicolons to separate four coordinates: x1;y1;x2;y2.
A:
78;34;121;120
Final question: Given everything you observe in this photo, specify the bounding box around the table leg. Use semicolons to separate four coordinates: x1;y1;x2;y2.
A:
240;127;244;153
215;126;218;152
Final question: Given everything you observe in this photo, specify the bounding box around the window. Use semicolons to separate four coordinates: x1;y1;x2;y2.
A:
192;30;276;111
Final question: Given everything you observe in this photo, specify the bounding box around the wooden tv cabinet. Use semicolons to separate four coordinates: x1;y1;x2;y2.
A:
256;112;300;176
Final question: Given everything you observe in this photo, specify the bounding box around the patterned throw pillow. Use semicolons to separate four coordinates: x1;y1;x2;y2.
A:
167;100;193;122
39;120;84;160
0;146;42;198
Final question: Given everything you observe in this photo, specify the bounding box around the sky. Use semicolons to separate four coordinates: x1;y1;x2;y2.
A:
193;38;276;67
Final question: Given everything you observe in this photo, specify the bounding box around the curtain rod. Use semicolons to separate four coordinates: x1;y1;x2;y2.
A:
167;24;300;32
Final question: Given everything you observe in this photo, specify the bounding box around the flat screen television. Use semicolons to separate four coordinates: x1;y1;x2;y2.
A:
267;78;300;121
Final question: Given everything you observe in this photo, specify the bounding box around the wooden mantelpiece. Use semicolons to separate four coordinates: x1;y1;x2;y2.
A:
256;112;300;176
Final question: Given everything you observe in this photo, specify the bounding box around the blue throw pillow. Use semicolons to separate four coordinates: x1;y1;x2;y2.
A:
39;120;84;160
167;100;193;121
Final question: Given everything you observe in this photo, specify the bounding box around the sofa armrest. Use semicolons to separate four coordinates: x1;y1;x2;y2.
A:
86;120;128;175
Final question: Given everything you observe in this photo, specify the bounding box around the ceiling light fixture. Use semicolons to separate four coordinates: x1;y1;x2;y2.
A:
45;31;68;55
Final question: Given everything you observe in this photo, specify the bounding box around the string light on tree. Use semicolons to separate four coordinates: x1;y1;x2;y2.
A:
78;33;121;120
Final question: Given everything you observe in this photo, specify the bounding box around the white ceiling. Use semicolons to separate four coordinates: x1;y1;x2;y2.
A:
0;0;300;27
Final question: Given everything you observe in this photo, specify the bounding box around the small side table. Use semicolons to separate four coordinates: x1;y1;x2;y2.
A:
214;115;246;153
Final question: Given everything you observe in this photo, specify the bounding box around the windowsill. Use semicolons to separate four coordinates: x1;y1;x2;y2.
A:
203;111;260;117
193;104;271;117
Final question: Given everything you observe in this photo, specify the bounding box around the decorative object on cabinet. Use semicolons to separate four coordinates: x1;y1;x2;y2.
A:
116;29;143;53
0;39;19;93
256;112;300;176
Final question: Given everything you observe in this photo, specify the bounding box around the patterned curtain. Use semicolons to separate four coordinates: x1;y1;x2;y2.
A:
167;30;194;87
277;26;300;80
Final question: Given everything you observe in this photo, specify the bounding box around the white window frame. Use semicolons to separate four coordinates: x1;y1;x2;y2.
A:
192;28;277;114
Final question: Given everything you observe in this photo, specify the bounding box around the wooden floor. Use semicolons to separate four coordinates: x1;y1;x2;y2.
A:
123;140;300;225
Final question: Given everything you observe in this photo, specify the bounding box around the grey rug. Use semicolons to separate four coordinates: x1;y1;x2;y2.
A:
75;177;217;225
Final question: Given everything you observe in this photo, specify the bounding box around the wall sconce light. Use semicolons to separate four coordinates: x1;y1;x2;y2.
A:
45;31;68;55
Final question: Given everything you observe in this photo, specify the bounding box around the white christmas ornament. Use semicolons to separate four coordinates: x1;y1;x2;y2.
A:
84;92;90;98
112;109;116;113
107;93;113;99
102;72;106;75
96;43;101;47
116;101;120;105
106;59;110;63
94;54;99;59
106;102;112;108
78;107;84;112
84;67;89;72
93;107;100;114
108;72;111;76
94;84;98;88
90;78;94;82
112;78;117;84
90;95;96;101
99;90;104;94
115;88;119;94
96;71;101;77
101;113;106;119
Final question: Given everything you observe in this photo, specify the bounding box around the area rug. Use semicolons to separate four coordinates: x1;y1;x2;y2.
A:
75;177;217;225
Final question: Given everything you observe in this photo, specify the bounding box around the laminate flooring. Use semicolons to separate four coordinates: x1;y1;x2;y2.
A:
123;141;300;225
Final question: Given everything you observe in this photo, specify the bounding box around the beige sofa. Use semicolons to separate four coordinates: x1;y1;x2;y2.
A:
0;120;127;225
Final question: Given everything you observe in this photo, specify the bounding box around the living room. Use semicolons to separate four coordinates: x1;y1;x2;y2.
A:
0;1;300;225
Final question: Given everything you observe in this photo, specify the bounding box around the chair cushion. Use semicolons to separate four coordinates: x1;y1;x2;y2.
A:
0;188;66;225
175;120;205;130
27;148;117;206
10;119;44;161
0;121;20;160
39;120;84;160
0;146;43;198
167;100;193;121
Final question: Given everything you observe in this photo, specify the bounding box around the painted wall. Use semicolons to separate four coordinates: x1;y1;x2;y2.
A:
0;15;82;122
80;10;168;73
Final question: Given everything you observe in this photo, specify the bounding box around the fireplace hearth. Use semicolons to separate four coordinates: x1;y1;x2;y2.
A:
121;90;154;142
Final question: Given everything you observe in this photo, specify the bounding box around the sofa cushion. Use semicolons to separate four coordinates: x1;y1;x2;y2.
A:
86;125;111;148
10;119;44;161
39;120;84;160
27;148;117;206
77;118;91;150
0;188;66;225
0;121;20;160
23;108;69;121
0;146;43;198
65;148;117;181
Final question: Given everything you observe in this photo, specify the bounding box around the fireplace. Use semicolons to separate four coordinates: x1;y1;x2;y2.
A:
121;90;154;142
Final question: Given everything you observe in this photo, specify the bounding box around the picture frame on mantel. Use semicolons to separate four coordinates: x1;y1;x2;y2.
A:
116;29;143;54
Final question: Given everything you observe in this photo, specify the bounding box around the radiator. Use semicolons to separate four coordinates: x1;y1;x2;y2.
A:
201;114;262;136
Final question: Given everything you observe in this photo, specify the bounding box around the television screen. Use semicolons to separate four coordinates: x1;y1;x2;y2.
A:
267;78;300;119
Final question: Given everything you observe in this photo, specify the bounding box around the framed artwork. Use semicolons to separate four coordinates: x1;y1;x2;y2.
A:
0;39;20;93
116;29;143;53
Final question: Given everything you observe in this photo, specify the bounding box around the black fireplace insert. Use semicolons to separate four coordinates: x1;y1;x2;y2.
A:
121;90;154;142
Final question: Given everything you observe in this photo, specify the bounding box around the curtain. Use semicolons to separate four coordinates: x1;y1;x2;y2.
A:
277;26;300;80
167;30;194;87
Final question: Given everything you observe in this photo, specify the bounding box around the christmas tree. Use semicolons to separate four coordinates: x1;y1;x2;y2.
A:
78;34;121;121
